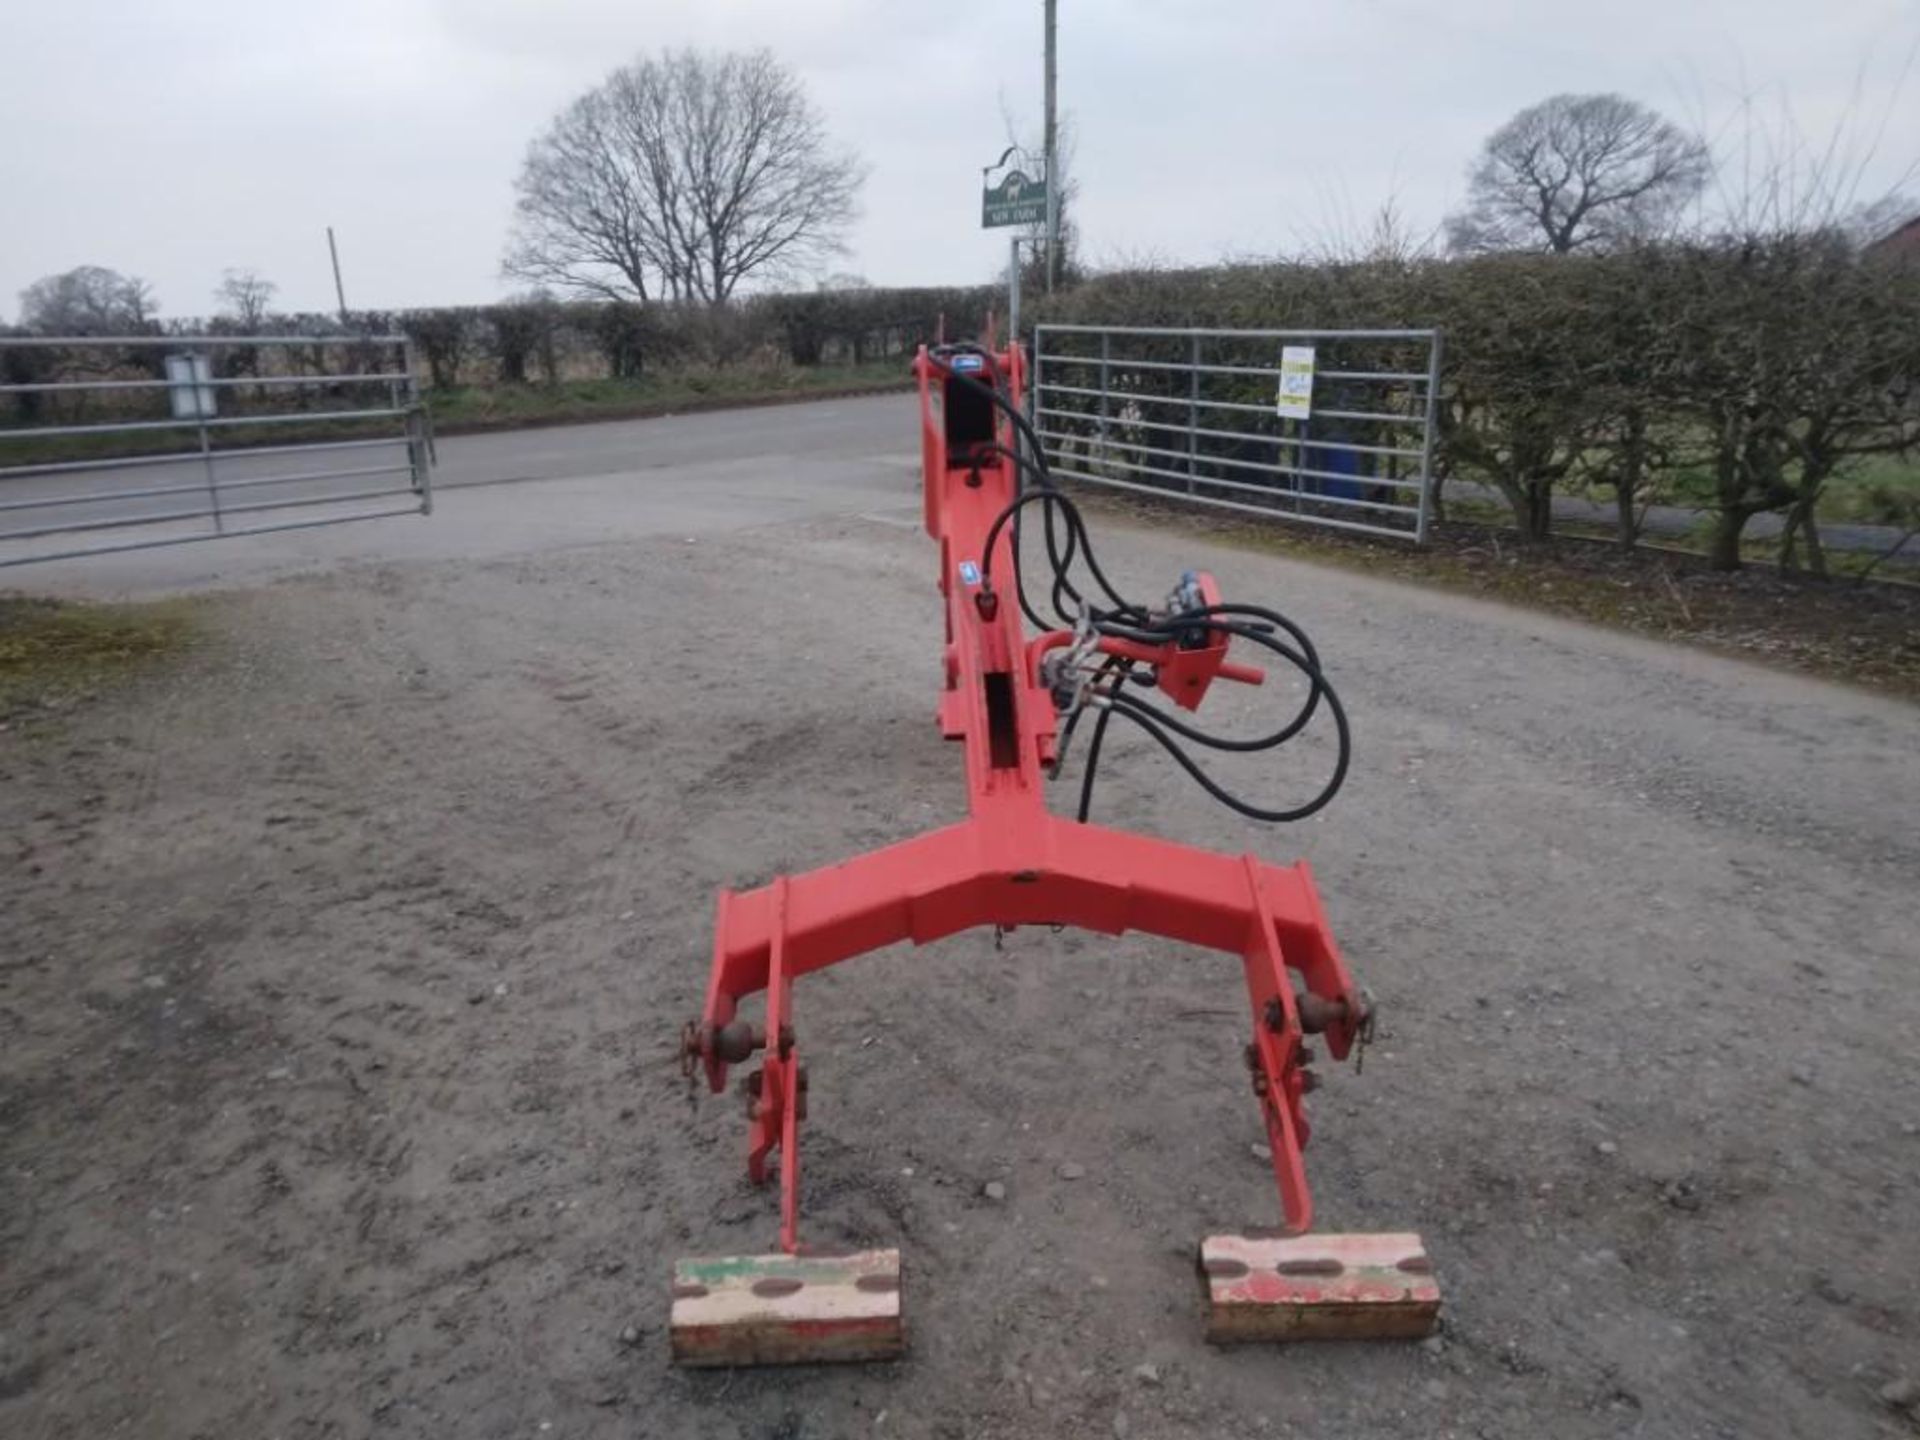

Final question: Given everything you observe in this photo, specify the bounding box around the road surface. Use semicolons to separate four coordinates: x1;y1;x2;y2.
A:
10;397;1909;584
1447;481;1916;563
7;396;919;594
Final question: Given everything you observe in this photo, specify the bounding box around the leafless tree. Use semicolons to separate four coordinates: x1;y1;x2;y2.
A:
997;106;1081;291
1296;193;1442;266
213;269;278;331
18;265;158;334
504;49;864;305
1446;94;1711;254
1687;70;1920;242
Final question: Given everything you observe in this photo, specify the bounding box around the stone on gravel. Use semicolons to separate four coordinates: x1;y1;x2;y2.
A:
618;1324;641;1347
1663;1180;1702;1211
1880;1377;1918;1411
1250;1143;1273;1162
1058;1162;1085;1181
1595;1140;1618;1156
1132;1362;1162;1387
982;1181;1007;1202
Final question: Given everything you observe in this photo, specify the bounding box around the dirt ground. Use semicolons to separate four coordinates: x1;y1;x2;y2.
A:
4;509;1918;1440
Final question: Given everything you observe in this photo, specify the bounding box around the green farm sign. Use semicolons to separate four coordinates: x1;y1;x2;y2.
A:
982;167;1048;228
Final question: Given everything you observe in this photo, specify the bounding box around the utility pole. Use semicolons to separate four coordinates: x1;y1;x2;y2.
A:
1043;0;1059;292
326;226;349;324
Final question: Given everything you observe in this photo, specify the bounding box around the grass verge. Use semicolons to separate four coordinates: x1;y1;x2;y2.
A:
1079;490;1920;703
425;362;910;433
0;595;200;724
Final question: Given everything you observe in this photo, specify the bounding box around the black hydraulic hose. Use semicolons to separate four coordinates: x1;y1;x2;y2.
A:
924;352;1141;628
933;366;1082;617
1104;682;1352;823
1095;598;1340;748
1052;654;1127;763
1160;601;1325;672
980;446;1143;624
982;446;1063;630
925;352;1098;624
1103;601;1323;671
1051;655;1131;822
977;487;1081;631
932;358;1052;483
1035;481;1085;617
1077;704;1116;823
927;349;1350;824
1013;542;1051;632
1078;609;1350;816
981;487;1079;585
1098;620;1329;750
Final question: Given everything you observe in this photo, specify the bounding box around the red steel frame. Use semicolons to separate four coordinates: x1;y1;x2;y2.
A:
683;342;1368;1254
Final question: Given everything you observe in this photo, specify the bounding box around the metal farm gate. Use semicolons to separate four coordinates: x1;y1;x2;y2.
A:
1029;325;1441;542
0;334;433;567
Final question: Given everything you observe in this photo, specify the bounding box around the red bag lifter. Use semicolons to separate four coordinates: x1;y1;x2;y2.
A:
670;340;1437;1365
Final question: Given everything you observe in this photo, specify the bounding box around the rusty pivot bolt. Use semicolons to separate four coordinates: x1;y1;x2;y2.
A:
1296;992;1350;1035
714;1020;766;1064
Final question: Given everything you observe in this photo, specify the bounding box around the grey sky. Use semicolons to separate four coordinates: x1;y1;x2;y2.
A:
4;0;1916;322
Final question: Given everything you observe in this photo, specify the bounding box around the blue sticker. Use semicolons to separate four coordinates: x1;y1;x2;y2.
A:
952;354;985;372
958;560;982;586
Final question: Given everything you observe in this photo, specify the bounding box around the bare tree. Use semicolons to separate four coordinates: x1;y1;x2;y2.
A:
996;107;1081;292
1446;94;1711;254
505;49;864;305
1296;193;1442;266
18;265;158;334
1689;71;1920;242
213;269;278;330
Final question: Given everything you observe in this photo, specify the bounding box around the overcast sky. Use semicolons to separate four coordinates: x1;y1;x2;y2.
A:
3;0;1916;322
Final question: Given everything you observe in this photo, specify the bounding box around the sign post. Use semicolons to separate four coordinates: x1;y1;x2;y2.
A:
1008;237;1023;346
984;149;1046;372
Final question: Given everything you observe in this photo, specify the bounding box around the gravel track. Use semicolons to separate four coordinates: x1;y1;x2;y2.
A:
3;494;1917;1439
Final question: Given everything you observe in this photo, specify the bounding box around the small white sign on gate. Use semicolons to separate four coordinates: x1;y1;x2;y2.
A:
165;352;217;420
1276;345;1315;421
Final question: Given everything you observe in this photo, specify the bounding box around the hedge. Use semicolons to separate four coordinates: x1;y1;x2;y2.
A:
1026;242;1920;571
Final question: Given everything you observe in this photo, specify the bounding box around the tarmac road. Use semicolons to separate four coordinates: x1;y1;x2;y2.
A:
7;393;919;594
10;392;1909;588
